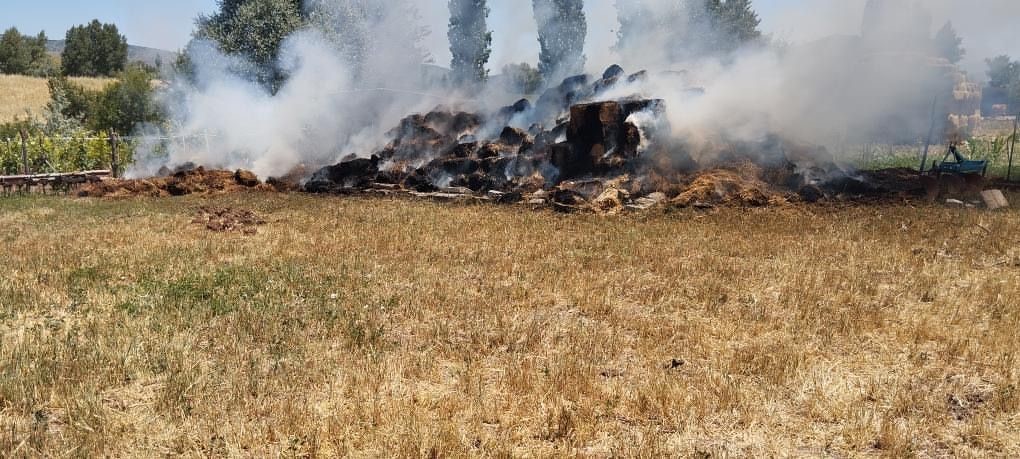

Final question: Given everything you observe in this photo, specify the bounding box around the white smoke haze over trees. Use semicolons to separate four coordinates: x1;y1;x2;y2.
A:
135;0;1020;178
533;0;587;82
134;0;438;178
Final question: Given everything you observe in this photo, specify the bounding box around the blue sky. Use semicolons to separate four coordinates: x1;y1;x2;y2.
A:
4;0;217;50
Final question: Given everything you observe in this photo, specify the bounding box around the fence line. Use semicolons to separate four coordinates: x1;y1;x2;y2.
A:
2;133;222;142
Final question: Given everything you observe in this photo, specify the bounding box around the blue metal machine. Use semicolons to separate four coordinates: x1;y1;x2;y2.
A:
930;144;988;176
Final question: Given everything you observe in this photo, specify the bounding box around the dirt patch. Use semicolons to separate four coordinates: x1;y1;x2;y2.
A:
78;167;284;198
191;206;266;234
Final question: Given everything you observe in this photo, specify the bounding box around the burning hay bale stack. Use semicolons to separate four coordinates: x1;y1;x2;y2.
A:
304;65;873;211
80;65;952;209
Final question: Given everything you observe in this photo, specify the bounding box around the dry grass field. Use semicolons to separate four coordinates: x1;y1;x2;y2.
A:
1;193;1018;457
0;75;113;123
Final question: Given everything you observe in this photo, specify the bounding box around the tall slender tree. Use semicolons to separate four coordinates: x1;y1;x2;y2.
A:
448;0;492;84
533;0;587;82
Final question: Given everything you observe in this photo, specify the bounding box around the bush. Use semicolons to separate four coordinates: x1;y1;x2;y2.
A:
46;65;163;135
90;65;163;134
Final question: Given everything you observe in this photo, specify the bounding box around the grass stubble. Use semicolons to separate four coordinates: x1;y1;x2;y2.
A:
0;192;1018;457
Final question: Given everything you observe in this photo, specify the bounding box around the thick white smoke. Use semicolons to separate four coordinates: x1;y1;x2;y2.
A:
130;1;443;179
133;0;1020;177
597;0;1020;156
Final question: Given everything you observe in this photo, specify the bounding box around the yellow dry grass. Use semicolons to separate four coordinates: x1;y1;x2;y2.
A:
0;74;113;123
1;193;1018;457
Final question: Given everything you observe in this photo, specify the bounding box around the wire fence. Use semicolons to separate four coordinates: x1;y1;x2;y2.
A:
0;132;221;177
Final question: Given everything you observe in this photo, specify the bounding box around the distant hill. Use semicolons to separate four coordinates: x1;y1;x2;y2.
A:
46;40;176;69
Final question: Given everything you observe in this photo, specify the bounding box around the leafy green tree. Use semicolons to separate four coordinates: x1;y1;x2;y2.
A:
533;0;586;81
448;0;492;84
616;0;760;61
45;65;162;135
196;0;304;88
46;77;99;124
0;28;32;74
0;28;50;75
986;55;1017;89
61;20;128;76
91;66;163;134
705;0;761;54
934;21;964;64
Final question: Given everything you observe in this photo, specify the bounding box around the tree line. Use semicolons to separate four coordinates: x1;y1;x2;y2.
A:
192;0;763;92
0;20;128;78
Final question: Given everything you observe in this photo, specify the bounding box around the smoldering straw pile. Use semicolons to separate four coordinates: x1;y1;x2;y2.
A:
84;62;948;211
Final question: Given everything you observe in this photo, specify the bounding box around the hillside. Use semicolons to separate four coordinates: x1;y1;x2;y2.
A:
46;40;176;69
0;74;113;123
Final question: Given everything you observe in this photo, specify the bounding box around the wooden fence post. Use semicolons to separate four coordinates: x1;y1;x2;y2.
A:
1008;112;1019;182
19;129;28;175
109;132;119;178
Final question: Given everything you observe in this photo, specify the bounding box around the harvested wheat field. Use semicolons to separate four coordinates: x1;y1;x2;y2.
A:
0;75;113;123
1;193;1019;457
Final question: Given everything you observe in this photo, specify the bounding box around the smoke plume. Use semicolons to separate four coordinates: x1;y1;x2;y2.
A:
134;0;1020;178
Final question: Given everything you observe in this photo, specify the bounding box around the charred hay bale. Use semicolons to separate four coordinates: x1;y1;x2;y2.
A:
477;143;501;159
492;99;533;126
534;74;592;123
499;126;529;146
481;156;513;175
627;70;648;84
445;142;478;158
419;158;481;189
504;154;542;178
619;98;665;118
560;100;657;178
389;114;444;144
402;170;438;192
424;110;454;129
593;65;626;95
451;111;483;134
603;64;625;80
798;184;826;203
450;172;508;192
234;169;260;187
549;188;589;212
305;157;379;193
548;142;591;180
